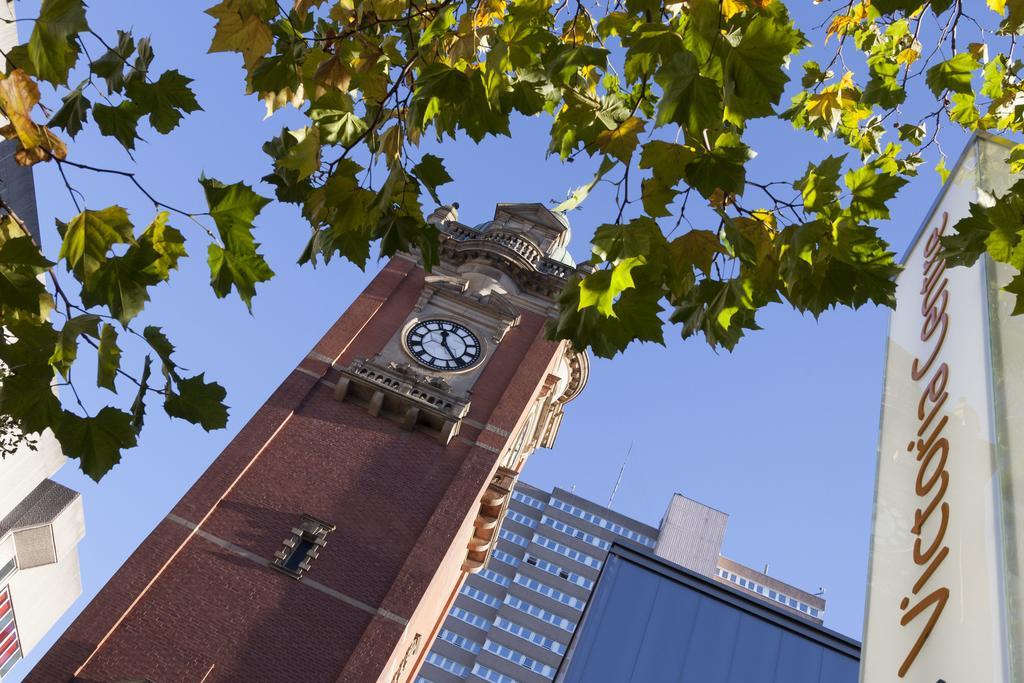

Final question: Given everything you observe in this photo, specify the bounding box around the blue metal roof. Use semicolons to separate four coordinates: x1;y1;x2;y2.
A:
556;543;860;683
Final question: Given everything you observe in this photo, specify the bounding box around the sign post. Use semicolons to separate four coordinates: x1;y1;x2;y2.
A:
863;134;1020;682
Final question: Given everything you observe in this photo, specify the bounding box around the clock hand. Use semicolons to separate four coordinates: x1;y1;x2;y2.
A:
439;330;458;359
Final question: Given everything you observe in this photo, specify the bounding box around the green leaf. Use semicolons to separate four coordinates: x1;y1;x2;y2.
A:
948;93;980;128
1008;144;1024;174
54;407;138;481
92;100;143;150
81;256;151;325
801;61;831;88
80;212;186;324
136;211;187;281
0;359;62;435
591;217;665;262
724;14;806;120
897;123;926;145
641;176;678;218
844;166;908;220
871;0;927;13
655;52;722;135
374;213;441;270
97;323;121;391
411;154;454;205
683;132;753;198
130;355;152;430
207;243;274;309
90;30;135;94
0;236;54;317
50;314;99;379
58;206;135;282
778;219;898;316
545;45;610;86
276;126;322;180
579;257;645;317
129;36;155;84
125;69;202;134
670;278;759;350
419;5;457;46
48;86;91;138
925;53;979;97
28;0;87;85
794;155;846;213
201;177;272;251
164;373;229;431
941;201;992;267
200;177;274;308
143;325;178;378
1005;271;1024;316
547;272;665;358
311;91;368;145
639;141;696;187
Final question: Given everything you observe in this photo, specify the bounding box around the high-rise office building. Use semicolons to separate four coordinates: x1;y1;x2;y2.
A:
417;484;825;683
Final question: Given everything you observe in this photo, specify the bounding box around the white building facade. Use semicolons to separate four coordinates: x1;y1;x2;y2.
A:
0;437;85;680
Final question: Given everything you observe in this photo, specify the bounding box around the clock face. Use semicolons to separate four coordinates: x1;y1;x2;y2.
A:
405;319;482;371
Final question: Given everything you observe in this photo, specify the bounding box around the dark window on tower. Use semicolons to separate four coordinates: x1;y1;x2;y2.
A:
283;537;317;573
272;514;336;579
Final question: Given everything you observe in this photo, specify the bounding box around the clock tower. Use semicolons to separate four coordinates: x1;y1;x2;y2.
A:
30;203;589;683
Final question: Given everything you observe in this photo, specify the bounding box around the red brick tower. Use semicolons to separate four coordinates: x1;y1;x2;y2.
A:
30;203;589;683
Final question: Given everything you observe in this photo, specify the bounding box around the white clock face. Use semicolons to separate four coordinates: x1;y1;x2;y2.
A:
405;319;482;371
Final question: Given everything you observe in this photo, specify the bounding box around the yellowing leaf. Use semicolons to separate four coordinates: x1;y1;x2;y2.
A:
722;0;748;19
804;71;859;130
0;69;67;165
668;230;724;277
474;0;506;27
379;125;402;162
263;84;305;119
750;209;776;231
826;2;867;43
314;55;352;93
206;0;275;70
989;0;1007;13
896;47;920;66
0;72;43;152
721;0;773;19
596;117;645;162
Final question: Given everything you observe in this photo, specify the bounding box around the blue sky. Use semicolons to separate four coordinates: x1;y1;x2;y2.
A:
10;0;974;677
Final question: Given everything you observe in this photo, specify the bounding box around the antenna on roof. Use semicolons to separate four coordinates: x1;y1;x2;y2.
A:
607;442;634;509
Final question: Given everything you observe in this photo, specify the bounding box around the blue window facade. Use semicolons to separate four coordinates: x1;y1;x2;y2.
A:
556;545;859;683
